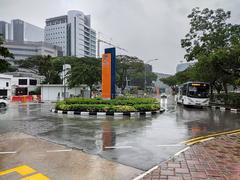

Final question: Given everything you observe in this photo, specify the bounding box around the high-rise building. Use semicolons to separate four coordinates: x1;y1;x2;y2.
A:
0;21;11;40
176;62;195;72
0;19;44;42
45;10;96;57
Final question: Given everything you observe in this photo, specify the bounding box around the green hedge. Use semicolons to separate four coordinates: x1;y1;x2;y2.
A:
212;93;240;108
56;97;160;112
64;97;158;105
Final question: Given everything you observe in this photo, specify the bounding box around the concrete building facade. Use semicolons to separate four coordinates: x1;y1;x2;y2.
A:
3;40;62;60
0;74;13;98
0;19;44;42
1;71;43;97
45;10;96;57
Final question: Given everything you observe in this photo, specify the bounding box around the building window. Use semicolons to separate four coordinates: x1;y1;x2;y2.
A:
19;79;28;85
30;79;37;86
6;82;9;87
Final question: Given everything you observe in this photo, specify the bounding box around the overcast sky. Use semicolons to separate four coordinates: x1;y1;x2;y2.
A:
1;0;240;74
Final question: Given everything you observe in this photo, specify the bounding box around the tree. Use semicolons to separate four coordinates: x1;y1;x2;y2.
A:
181;7;240;94
0;36;14;72
161;67;196;86
17;55;62;84
116;55;144;91
116;55;157;91
0;37;13;58
67;57;101;95
18;56;102;88
0;60;11;73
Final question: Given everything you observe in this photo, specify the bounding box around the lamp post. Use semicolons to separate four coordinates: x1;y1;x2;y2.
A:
144;59;159;93
63;64;66;100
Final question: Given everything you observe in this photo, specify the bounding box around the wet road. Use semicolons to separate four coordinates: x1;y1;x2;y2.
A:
0;96;239;170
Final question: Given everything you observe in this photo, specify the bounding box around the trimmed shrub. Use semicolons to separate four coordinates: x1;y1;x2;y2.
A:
64;97;158;106
55;97;160;112
133;104;160;111
108;105;136;112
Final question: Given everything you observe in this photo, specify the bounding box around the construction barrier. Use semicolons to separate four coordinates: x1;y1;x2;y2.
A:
11;95;41;103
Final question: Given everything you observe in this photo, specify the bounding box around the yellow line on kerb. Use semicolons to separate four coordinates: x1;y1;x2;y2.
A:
182;129;240;145
186;137;215;145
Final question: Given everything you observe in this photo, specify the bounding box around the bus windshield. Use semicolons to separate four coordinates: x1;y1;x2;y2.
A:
187;83;209;98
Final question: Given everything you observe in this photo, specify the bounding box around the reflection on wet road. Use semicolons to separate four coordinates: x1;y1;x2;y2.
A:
0;96;239;170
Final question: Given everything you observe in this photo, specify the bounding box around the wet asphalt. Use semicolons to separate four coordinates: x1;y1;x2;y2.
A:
0;96;239;170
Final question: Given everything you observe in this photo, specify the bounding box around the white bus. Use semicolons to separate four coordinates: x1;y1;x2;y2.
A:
177;82;210;107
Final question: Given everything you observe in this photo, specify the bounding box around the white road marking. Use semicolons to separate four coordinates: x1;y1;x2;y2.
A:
0;151;17;154
46;149;72;153
174;147;190;156
104;146;133;149
133;165;159;180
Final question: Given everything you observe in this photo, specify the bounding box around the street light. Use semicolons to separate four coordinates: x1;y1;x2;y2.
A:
144;59;159;93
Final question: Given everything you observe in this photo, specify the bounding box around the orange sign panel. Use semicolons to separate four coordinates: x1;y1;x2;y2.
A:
102;53;112;99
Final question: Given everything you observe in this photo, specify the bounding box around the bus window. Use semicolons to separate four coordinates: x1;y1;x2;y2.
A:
188;84;209;98
182;84;187;95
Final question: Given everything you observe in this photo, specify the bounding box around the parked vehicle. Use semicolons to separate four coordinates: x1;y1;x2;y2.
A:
176;82;210;107
0;98;8;108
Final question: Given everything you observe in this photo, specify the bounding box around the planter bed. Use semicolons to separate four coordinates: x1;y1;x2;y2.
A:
53;97;165;116
51;108;165;117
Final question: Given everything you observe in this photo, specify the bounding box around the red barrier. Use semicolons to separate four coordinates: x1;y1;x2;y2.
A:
11;95;41;102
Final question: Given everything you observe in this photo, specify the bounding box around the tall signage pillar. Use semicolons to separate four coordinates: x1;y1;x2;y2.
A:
102;48;116;99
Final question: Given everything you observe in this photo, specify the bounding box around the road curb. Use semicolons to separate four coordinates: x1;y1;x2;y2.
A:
50;109;165;117
210;106;240;113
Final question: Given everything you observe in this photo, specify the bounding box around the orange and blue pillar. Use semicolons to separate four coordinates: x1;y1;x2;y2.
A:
102;48;116;99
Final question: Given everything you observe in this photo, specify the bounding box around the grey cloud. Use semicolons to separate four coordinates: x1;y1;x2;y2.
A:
1;0;240;74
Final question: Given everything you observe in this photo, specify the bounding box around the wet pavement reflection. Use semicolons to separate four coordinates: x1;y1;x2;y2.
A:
0;96;239;170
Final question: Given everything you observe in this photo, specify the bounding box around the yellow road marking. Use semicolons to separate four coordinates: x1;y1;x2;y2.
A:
187;137;215;145
228;131;240;136
182;129;240;144
0;165;36;176
0;165;50;179
21;173;50;180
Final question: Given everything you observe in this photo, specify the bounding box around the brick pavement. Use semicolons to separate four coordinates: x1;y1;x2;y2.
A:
139;133;240;180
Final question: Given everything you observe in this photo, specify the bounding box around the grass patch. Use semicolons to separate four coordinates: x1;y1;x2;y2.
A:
56;97;160;112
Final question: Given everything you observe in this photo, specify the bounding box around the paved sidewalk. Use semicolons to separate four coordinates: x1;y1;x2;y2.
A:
139;133;240;180
0;132;142;180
